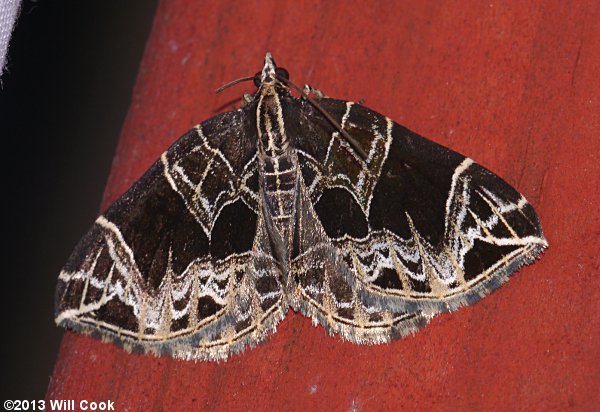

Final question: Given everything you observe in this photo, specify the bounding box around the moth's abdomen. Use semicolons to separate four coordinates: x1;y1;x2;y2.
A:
261;154;297;219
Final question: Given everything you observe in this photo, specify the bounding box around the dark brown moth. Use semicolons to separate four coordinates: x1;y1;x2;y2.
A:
55;53;547;360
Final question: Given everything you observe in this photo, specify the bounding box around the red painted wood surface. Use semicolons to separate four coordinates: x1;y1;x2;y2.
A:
47;1;600;410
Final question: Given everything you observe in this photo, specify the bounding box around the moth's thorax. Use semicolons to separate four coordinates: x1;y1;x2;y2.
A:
256;86;289;157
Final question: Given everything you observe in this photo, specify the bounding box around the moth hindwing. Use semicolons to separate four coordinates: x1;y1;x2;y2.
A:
55;53;547;360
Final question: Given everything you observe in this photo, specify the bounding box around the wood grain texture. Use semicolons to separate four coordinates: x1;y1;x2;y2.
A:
47;1;600;410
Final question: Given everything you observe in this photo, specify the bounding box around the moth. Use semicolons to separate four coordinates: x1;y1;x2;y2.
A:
55;53;547;360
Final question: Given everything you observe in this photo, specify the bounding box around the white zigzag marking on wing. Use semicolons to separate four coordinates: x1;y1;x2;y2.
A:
161;152;179;194
327;157;546;289
160;124;260;238
444;157;474;235
297;149;323;197
195;125;235;175
58;215;261;333
341;101;354;128
162;151;212;237
319;107;393;218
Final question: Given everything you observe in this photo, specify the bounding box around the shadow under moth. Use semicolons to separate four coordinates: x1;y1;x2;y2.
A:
55;53;547;360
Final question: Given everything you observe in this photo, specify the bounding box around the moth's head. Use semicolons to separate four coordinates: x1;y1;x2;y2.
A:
254;52;290;90
216;53;290;96
261;52;277;85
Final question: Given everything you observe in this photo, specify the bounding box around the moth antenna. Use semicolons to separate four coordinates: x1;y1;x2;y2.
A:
277;76;368;160
216;76;255;94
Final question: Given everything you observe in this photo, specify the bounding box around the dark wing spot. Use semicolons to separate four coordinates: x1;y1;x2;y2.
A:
373;267;403;290
315;188;368;239
210;199;257;259
197;296;222;320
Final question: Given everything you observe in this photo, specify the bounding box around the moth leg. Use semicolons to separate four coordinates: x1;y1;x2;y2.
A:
302;84;326;99
241;92;253;108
